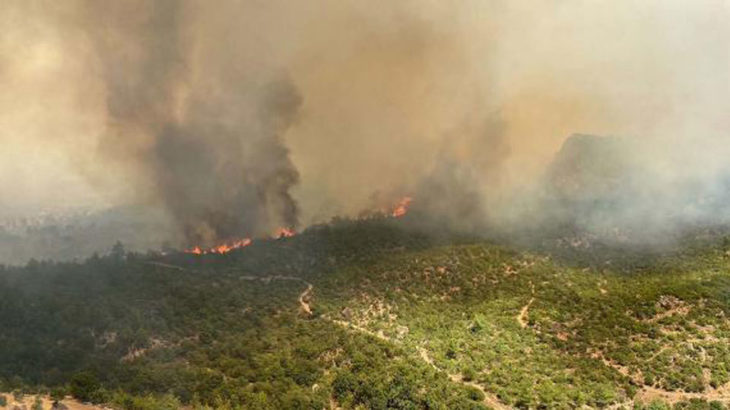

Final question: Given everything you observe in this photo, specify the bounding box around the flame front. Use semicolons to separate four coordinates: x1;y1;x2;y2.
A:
275;227;296;238
185;238;252;255
391;196;413;218
185;199;407;255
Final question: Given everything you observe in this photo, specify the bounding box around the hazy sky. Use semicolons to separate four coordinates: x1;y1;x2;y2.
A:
1;1;728;229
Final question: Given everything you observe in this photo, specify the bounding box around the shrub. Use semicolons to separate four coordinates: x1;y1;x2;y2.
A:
69;372;100;402
466;387;485;402
50;387;67;404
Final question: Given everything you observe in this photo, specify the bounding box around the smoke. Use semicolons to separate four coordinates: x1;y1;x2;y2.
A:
1;0;729;252
534;133;730;243
75;0;304;246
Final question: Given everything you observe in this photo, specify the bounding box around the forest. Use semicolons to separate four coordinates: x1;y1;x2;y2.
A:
1;217;730;409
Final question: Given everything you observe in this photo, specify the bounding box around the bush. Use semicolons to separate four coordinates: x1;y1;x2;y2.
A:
50;387;67;404
709;401;725;410
462;367;477;382
466;387;485;402
69;371;100;402
646;400;671;410
332;372;358;399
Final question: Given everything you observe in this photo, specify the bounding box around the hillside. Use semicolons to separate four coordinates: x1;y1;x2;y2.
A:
1;218;730;409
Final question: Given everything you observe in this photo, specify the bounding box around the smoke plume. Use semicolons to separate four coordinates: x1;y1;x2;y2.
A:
79;0;303;246
0;0;729;254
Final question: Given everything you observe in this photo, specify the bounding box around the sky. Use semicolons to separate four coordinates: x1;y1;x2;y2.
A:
0;1;728;242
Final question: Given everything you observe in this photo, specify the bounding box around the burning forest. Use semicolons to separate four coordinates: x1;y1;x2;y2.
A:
2;2;730;409
183;196;413;255
2;0;729;255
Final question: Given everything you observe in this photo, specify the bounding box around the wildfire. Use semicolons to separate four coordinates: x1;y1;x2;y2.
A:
391;196;413;218
185;238;252;255
275;227;296;238
184;198;409;256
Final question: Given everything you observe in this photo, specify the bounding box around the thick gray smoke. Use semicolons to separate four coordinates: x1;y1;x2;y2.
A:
82;0;302;246
1;0;729;259
147;81;302;245
536;134;730;244
409;114;510;233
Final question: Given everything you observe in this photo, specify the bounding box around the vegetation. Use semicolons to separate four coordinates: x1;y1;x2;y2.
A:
1;217;730;408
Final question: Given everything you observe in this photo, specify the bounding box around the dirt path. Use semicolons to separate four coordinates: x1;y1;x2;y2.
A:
511;280;730;407
593;349;730;406
606;384;730;409
517;281;535;329
145;261;730;408
144;261;193;271
148;261;315;315
644;296;691;324
299;283;313;315
331;320;391;342
330;315;510;409
1;394;111;410
590;350;641;383
238;275;314;315
418;347;512;410
634;385;730;404
645;306;690;323
141;263;547;408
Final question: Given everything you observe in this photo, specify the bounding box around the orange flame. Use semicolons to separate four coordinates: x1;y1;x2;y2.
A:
391;196;413;218
275;227;296;238
185;238;252;255
184;197;409;255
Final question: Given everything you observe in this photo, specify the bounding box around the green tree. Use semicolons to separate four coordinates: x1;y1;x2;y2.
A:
70;371;100;402
110;241;126;261
50;387;66;406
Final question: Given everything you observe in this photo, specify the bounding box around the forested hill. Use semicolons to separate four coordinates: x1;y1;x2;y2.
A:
2;218;730;409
